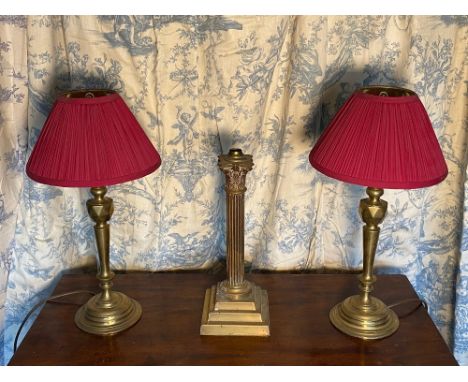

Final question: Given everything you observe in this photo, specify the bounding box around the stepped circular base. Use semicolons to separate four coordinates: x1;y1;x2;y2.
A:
330;295;399;340
75;291;142;336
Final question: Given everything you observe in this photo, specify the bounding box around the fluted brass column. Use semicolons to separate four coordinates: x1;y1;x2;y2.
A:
75;186;142;335
219;149;252;295
329;187;399;339
200;149;270;336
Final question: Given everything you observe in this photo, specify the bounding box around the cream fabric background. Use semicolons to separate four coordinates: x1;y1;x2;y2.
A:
0;15;467;364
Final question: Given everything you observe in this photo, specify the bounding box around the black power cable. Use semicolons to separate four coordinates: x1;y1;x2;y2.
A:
13;290;95;353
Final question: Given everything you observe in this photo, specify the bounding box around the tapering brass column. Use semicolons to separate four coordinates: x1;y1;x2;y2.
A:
75;187;142;335
329;187;399;339
200;149;270;336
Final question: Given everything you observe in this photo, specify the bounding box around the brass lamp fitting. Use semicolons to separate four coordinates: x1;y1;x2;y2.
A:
200;149;270;336
329;187;399;339
75;187;142;335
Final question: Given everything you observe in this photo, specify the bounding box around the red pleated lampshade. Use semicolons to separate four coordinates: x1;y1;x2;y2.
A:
26;90;161;187
309;86;448;189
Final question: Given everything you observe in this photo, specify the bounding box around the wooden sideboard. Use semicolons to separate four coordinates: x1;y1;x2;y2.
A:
9;273;457;365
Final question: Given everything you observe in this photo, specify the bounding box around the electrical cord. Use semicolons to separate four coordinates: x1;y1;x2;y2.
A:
388;298;428;318
13;290;95;353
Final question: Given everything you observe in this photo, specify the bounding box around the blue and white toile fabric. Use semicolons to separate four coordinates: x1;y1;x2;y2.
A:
0;15;467;365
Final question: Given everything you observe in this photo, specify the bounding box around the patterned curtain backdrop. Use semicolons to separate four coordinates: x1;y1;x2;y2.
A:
0;15;466;365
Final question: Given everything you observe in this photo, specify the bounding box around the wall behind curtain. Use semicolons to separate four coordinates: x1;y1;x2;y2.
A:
0;15;466;365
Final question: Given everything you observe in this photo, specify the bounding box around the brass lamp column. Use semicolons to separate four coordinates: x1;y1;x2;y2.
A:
200;148;270;336
75;187;142;335
329;187;399;339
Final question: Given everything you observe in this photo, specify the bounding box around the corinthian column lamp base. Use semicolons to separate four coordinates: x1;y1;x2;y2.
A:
75;291;142;336
200;281;270;336
200;148;270;336
329;294;399;340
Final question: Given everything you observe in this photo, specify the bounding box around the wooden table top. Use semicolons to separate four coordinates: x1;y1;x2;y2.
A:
9;273;458;365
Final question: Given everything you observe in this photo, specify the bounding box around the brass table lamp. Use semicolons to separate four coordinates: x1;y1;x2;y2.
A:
26;89;161;335
200;148;270;336
309;85;448;339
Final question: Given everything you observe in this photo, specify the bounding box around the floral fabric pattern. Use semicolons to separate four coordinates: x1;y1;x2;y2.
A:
0;16;467;365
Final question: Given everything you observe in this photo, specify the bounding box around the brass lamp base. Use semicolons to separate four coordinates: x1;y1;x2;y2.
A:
75;291;142;336
200;281;270;336
329;294;399;340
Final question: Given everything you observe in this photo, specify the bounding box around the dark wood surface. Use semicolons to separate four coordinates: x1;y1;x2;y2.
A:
9;273;457;365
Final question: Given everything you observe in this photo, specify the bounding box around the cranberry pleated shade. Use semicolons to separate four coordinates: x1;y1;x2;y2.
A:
26;90;161;187
309;87;448;189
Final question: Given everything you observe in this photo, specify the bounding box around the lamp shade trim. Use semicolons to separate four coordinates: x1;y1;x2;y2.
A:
57;92;120;105
354;91;420;104
311;160;448;189
26;162;160;187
